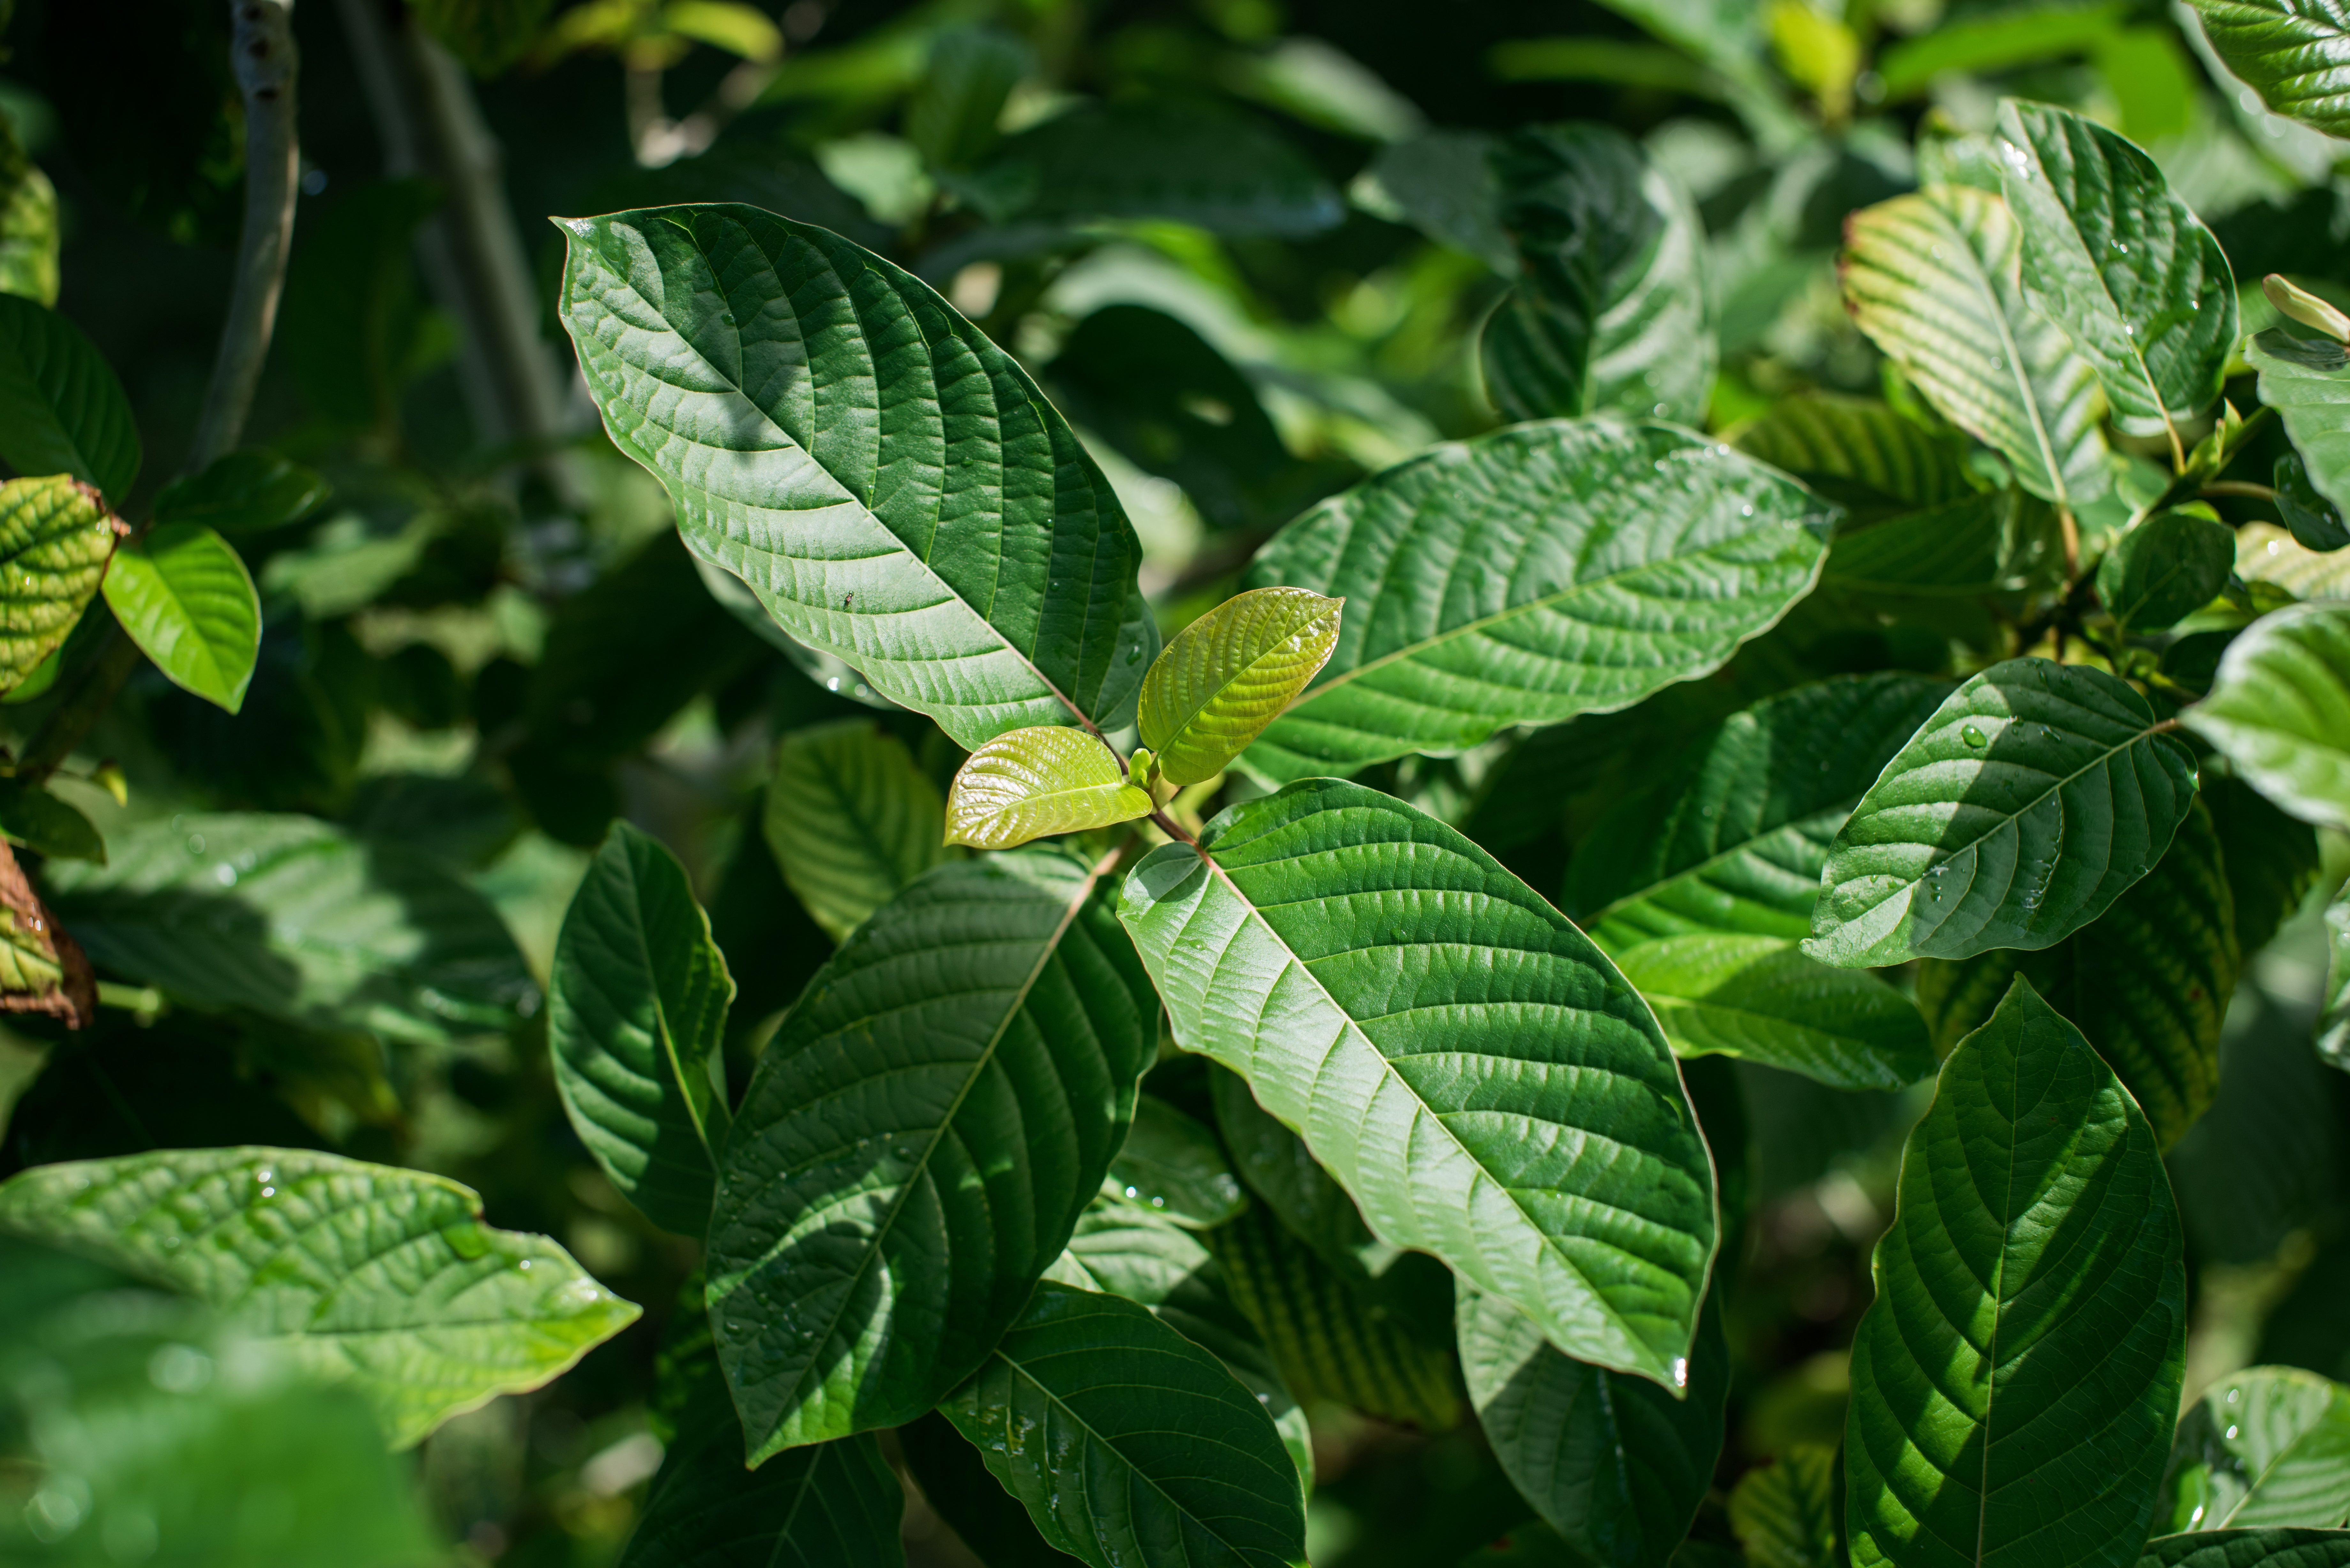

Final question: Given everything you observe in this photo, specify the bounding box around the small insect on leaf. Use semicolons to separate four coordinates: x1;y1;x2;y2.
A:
945;725;1156;850
1136;586;1343;787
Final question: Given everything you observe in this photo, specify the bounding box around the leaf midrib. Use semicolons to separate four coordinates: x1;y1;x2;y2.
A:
2217;1388;2349;1528
1943;192;2076;509
616;847;716;1159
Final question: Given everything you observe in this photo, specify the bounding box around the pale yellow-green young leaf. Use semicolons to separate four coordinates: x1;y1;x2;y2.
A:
0;474;124;694
1136;587;1343;787
945;725;1154;850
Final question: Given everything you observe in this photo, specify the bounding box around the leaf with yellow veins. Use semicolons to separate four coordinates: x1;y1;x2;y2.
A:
946;726;1155;851
0;473;124;694
1137;587;1343;787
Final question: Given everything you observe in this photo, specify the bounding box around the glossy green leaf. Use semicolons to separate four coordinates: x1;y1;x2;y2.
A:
154;450;331;534
43;811;537;1045
1459;1281;1728;1568
0;114;58;307
1480;124;1714;427
2099;511;2238;633
0;294;139;504
550;823;735;1235
2249;330;2350;523
1915;798;2237;1151
557;205;1157;750
1137;587;1343;788
906;24;1030;170
1845;976;2188;1568
898;1409;1077;1568
1209;1063;1399;1282
707;847;1156;1459
0;473;120;693
1805;658;2199;968
2278;451;2350;553
1108;1094;1247;1229
1730;1445;1840;1568
1120;778;1718;1389
2320;894;2347;1069
2139;1531;2350;1568
2187;0;2350;136
765;718;953;939
1731;392;1973;512
101;522;261;713
1238;419;1833;784
0;1147;643;1447
941;1282;1310;1568
1214;1204;1461;1431
1995;100;2237;441
2160;1367;2350;1533
0;774;101;862
2184;603;2350;830
1612;935;1935;1091
1841;184;2110;508
967;102;1343;236
944;725;1155;850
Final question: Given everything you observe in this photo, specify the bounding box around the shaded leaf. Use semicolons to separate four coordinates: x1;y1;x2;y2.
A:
1138;587;1342;788
558;205;1157;749
0;1147;642;1447
1612;935;1935;1091
967;102;1342;236
1825;487;2058;596
2099;511;2238;632
1239;419;1832;784
0;113;57;307
941;1282;1310;1568
1108;1094;1246;1229
2139;1532;2350;1568
1730;1445;1840;1568
550;823;735;1235
412;0;555;76
2205;771;2323;958
2161;1366;2350;1533
2187;604;2350;830
2250;329;2350;524
944;725;1155;850
1841;184;2110;507
2187;0;2350;136
154;451;331;534
2323;894;2348;1071
906;25;1031;170
1120;779;1718;1388
0;474;121;693
101;522;262;713
707;848;1156;1459
0;294;139;504
898;1408;1077;1567
2278;451;2350;553
1359;128;1515;273
0;774;102;862
1845;977;2188;1568
765;718;953;940
1805;658;2198;967
1731;391;1973;512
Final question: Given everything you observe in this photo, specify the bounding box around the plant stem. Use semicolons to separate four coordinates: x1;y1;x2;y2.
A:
1150;808;1198;846
2201;481;2277;501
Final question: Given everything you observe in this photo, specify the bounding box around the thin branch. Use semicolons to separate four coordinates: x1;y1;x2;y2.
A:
2200;481;2277;501
1149;808;1198;846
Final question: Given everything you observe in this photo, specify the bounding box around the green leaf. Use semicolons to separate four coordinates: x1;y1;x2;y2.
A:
940;1281;1311;1568
1458;1281;1728;1568
43;811;537;1044
944;725;1155;850
0;1147;643;1447
2186;0;2350;136
1480;124;1715;427
1729;1445;1840;1568
410;0;554;76
1213;1204;1462;1431
1108;1094;1247;1229
1841;184;2111;508
557;205;1158;750
765;718;954;940
1824;487;2059;595
1916;796;2237;1150
1209;1062;1400;1282
2278;452;2350;553
906;25;1031;170
1238;420;1832;784
625;1383;905;1568
100;522;261;713
1878;1;2129;99
1138;587;1343;788
2207;772;2323;956
550;823;735;1236
0;294;138;504
1994;99;2238;442
1730;391;1974;512
0;114;58;307
708;847;1156;1459
2322;894;2347;1069
1845;976;2188;1568
2139;1531;2350;1568
1120;778;1718;1389
2184;603;2350;830
1805;657;2199;968
154;450;331;534
1358;129;1516;273
2099;511;2239;633
966;102;1343;236
1572;674;1957;946
0;474;118;694
1611;935;1936;1091
2250;330;2350;524
2160;1366;2350;1532
0;774;101;862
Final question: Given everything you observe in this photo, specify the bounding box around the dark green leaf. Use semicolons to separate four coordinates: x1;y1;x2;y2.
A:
43;811;537;1044
1480;124;1713;427
1846;976;2187;1568
2249;329;2350;524
1209;1062;1399;1282
708;848;1156;1459
551;822;735;1235
2186;0;2350;135
1121;779;1718;1389
2140;1531;2350;1568
1729;1445;1840;1568
906;25;1031;170
1915;796;2238;1150
2160;1366;2350;1533
2205;772;2323;956
899;1408;1077;1567
279;180;450;430
1459;1281;1727;1568
1358;129;1515;273
1805;658;2198;967
941;1281;1310;1568
0;474;118;693
2278;452;2350;553
154;451;331;534
411;0;554;76
1826;488;2059;596
0;775;101;862
967;102;1342;236
0;295;139;504
0;1147;642;1446
101;522;262;712
1108;1094;1246;1229
2322;893;2348;1070
1612;936;1935;1091
2099;511;2238;632
764;718;954;941
2185;604;2350;830
1731;391;1973;512
1239;420;1832;783
558;204;1158;748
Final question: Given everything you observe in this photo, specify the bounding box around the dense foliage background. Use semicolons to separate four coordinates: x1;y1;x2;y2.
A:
2;0;2349;1564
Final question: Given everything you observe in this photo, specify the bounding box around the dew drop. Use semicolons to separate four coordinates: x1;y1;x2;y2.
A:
1962;724;1987;747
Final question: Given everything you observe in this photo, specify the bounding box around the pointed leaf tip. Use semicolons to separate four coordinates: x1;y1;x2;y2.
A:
1137;586;1343;787
945;725;1154;850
